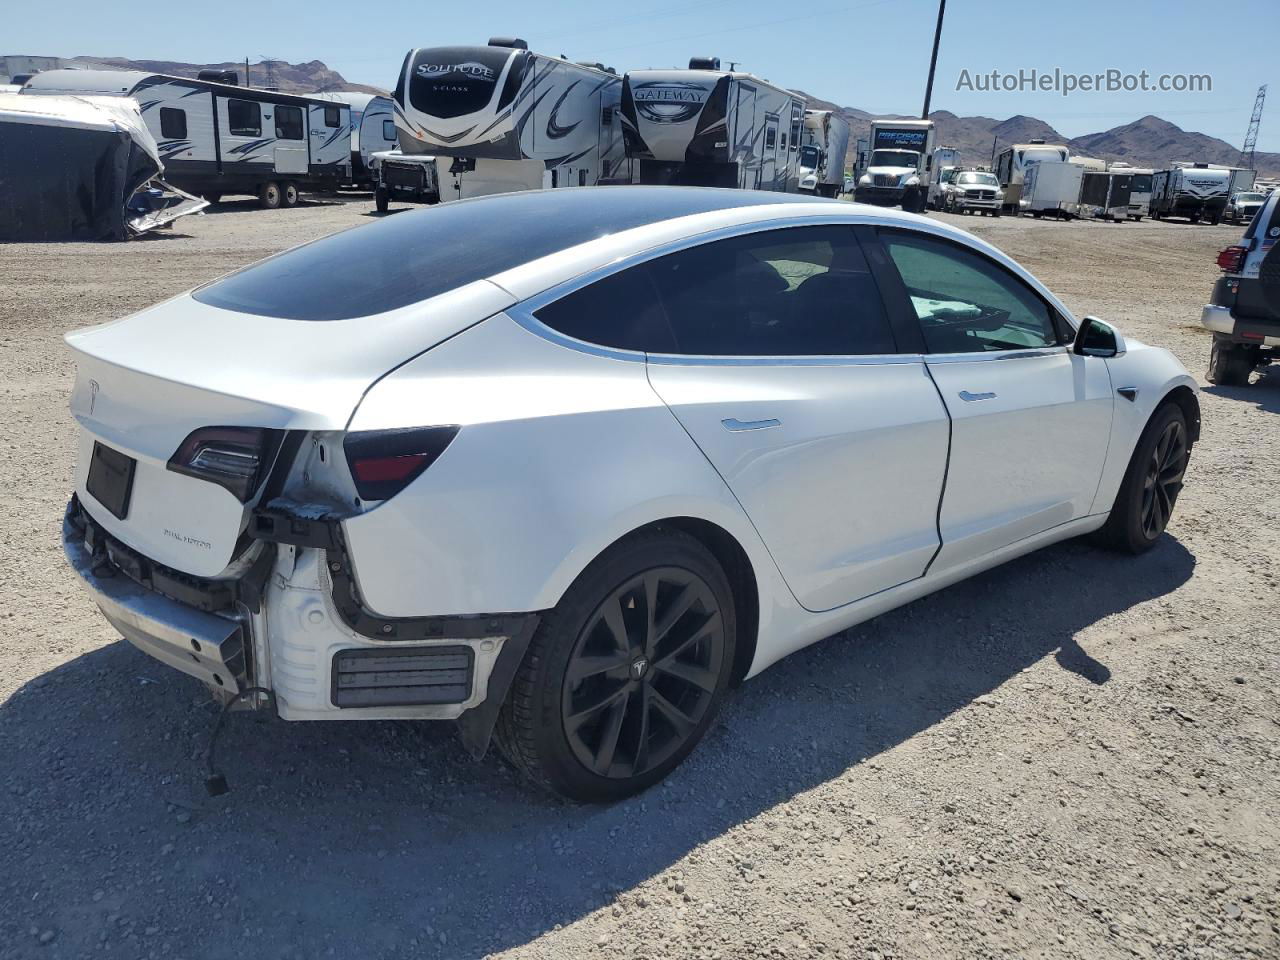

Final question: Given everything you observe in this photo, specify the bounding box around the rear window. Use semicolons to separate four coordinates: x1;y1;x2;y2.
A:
192;188;821;321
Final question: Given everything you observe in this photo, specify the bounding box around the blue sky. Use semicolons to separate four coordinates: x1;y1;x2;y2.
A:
7;0;1275;150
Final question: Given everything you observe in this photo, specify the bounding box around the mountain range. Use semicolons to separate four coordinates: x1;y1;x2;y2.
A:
6;55;1274;176
798;92;1279;178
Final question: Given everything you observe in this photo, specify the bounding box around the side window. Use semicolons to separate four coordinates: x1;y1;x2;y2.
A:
383;119;396;142
227;99;260;137
324;105;341;128
765;126;777;150
533;226;896;357
275;105;304;140
159;107;187;139
881;231;1059;353
652;226;895;356
533;262;675;353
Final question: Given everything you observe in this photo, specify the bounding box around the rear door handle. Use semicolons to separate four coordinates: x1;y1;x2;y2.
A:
722;417;781;432
958;390;997;402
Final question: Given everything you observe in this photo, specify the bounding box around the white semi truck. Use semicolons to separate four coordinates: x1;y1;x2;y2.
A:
853;118;935;211
926;145;961;209
797;109;850;197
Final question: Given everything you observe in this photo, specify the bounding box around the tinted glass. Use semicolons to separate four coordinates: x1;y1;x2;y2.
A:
159;107;186;139
227;99;260;136
193;187;826;321
406;46;524;120
882;231;1058;352
535;226;896;356
275;105;304;140
534;264;675;353
383;119;396;141
324;105;341;128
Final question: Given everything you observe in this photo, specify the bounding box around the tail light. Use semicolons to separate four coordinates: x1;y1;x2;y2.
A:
1217;245;1247;273
343;426;459;502
168;427;283;502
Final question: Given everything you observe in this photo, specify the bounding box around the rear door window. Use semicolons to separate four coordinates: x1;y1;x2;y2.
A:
324;105;342;128
534;225;897;356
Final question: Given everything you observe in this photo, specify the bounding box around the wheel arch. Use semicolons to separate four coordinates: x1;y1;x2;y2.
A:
1159;383;1201;445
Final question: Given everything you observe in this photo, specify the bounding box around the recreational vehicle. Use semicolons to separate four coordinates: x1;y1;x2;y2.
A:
797;109;850;197
993;140;1070;213
853;118;935;210
621;57;804;191
313;92;397;186
926;145;961;208
392;38;629;200
21;70;351;207
1109;164;1154;220
1020;160;1083;219
1150;164;1232;223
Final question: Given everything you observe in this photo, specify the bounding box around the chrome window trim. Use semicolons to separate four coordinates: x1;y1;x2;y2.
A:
924;345;1070;364
506;213;921;367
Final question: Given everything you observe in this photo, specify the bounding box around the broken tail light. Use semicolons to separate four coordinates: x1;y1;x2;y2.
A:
1216;245;1248;273
168;427;283;502
343;426;459;502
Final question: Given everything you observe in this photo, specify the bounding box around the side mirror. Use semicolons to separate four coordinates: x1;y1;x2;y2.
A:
1073;315;1126;358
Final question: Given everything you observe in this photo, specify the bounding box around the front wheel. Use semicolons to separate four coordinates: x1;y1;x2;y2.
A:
495;528;736;802
1095;403;1190;553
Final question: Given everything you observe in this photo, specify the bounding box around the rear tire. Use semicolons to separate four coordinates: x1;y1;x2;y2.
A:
203;192;222;205
281;181;299;207
1206;338;1255;386
257;181;282;209
495;528;736;803
1095;403;1190;554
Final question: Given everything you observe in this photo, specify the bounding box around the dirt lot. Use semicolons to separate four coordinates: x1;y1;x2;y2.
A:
1;196;1277;960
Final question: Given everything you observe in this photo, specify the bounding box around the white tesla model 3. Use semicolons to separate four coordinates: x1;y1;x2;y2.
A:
62;188;1199;801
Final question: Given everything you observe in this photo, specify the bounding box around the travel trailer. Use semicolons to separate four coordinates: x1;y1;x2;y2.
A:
0;92;206;240
853;118;936;210
22;70;351;207
1150;164;1232;223
1020;160;1083;219
992;140;1071;212
313;92;397;186
621;57;805;191
393;38;629;200
1109;164;1154;219
797;109;850;197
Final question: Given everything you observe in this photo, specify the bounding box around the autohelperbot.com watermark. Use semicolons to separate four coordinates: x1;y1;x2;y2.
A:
956;68;1212;97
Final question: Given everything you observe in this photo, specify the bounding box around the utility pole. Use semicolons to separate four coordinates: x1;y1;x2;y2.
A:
1239;84;1266;170
244;57;250;87
921;0;946;119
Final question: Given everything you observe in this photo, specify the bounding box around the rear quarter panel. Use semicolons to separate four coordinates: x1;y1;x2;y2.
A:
341;313;794;629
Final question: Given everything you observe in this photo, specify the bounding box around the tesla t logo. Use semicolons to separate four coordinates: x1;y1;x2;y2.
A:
630;658;649;680
416;62;495;82
87;379;99;415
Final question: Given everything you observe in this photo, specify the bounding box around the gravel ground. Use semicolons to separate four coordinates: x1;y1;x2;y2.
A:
1;196;1277;960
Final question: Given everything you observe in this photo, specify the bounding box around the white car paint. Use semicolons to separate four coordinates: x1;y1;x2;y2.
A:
61;189;1198;737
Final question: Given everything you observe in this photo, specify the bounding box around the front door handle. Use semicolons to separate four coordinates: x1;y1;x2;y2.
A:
722;417;781;432
958;390;997;402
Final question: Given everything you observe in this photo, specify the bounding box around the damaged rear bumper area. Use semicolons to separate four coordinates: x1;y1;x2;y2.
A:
63;496;541;756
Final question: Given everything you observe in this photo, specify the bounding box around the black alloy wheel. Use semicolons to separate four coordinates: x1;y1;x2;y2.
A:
1140;417;1187;540
561;567;725;780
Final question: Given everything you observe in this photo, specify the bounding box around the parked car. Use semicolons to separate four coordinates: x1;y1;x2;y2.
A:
62;187;1199;802
1203;188;1280;385
944;170;1004;216
1227;191;1267;225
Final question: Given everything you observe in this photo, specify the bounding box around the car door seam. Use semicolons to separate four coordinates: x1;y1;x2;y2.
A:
920;359;953;578
641;356;806;608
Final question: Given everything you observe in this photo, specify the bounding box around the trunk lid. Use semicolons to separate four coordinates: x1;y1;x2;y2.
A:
68;281;513;577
